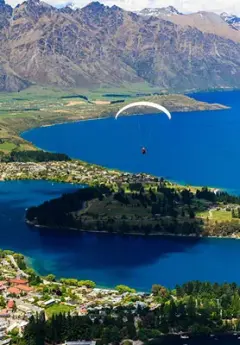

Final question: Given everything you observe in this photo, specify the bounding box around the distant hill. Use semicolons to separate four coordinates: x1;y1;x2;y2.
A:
0;0;240;92
137;6;240;42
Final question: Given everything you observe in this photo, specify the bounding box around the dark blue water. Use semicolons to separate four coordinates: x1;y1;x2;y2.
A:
23;90;240;193
2;90;237;291
2;180;240;291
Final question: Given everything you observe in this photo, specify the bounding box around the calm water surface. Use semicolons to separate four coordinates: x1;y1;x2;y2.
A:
23;90;240;193
1;180;240;291
1;90;237;291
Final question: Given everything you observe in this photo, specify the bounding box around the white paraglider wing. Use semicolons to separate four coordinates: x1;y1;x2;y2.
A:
115;101;171;120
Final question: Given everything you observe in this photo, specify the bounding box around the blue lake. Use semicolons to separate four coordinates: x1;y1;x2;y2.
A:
0;89;238;291
23;90;240;193
1;180;240;291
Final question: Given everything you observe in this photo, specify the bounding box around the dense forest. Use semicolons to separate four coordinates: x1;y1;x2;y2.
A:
16;280;240;345
0;150;70;162
25;182;240;237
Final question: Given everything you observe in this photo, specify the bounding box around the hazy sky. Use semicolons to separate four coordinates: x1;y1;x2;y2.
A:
5;0;240;15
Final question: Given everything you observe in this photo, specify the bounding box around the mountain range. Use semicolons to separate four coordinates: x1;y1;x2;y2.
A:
0;0;239;92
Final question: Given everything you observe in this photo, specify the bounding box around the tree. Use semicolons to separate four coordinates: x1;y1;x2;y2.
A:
45;274;56;282
78;280;96;288
151;284;167;297
152;284;162;296
186;296;196;318
0;296;6;308
115;285;136;294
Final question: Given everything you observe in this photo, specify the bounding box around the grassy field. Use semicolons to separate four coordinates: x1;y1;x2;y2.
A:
197;208;240;222
0;142;17;152
45;303;74;318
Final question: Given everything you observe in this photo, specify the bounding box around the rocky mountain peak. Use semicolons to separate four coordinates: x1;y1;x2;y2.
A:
164;5;181;14
82;1;105;12
137;5;182;17
0;1;239;92
13;0;56;21
0;0;13;29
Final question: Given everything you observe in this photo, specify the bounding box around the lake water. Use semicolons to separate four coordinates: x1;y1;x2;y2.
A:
2;180;240;291
0;89;237;291
23;90;240;193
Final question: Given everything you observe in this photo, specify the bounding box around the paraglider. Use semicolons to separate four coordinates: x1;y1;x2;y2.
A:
115;102;171;154
115;101;171;120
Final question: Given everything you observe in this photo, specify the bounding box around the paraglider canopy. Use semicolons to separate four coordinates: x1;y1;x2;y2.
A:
115;101;171;120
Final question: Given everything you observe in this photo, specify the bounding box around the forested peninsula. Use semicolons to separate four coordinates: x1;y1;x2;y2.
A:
25;178;240;238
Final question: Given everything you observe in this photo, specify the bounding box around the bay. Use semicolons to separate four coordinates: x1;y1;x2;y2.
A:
0;180;239;291
23;90;240;193
0;90;237;291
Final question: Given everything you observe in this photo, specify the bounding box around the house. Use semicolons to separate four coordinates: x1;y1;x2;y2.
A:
17;304;31;314
9;279;28;285
44;299;55;307
7;300;14;309
7;287;21;295
15;285;32;293
17;303;42;315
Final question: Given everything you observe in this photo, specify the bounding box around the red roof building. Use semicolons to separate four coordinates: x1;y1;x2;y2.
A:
9;279;28;285
7;300;15;309
15;285;32;292
8;287;21;295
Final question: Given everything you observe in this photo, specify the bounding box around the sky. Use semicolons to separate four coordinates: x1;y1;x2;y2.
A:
5;0;240;15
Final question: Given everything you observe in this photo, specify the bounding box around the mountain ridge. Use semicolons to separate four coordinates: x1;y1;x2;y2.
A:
0;0;240;92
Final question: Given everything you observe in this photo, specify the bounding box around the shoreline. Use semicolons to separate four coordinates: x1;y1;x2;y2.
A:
26;219;240;241
18;91;230;140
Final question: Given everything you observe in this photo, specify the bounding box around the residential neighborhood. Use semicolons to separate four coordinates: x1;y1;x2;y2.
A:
0;161;161;187
0;250;156;345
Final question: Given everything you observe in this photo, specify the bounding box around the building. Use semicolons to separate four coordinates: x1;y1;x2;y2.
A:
15;285;32;293
44;299;55;307
7;300;14;309
7;287;21;295
9;279;28;285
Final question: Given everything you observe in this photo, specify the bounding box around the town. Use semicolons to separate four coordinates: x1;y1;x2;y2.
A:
2;250;240;345
0;250;158;345
0;160;161;187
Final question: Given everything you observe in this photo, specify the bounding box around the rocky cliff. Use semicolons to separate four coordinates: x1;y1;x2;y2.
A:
0;0;239;92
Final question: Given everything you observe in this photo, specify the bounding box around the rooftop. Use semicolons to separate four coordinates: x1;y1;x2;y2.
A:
8;287;21;295
9;279;28;285
7;300;14;309
15;285;32;292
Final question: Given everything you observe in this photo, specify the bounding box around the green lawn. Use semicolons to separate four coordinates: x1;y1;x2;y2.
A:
45;304;74;318
211;210;233;221
197;209;235;222
0;142;17;152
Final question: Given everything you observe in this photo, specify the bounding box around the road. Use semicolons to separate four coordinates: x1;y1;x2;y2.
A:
7;255;29;278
